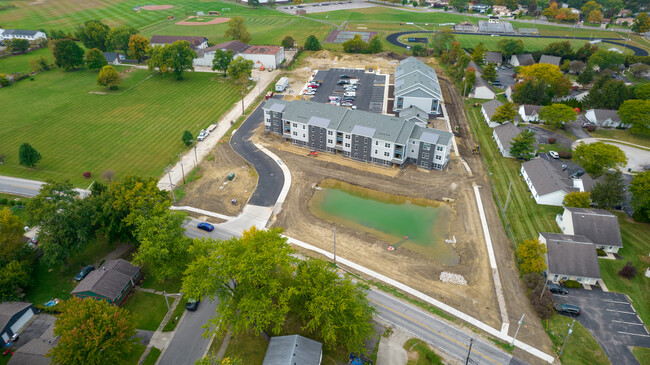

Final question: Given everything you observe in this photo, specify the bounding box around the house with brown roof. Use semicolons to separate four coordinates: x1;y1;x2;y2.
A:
194;40;251;67
539;232;601;286
71;259;141;306
193;41;285;69
150;35;209;50
556;207;623;254
521;158;592;206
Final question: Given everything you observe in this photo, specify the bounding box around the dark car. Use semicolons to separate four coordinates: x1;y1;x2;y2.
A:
197;222;214;232
74;265;95;281
186;298;200;311
548;282;568;295
339;74;350;79
555;303;581;316
337;80;350;85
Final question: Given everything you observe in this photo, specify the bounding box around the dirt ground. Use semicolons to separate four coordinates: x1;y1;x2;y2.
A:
178;142;257;217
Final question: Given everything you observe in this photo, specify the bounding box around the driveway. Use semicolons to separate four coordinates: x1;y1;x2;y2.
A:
567;118;591;140
526;125;573;147
496;67;515;89
15;314;55;345
553;290;650;365
572;138;650;172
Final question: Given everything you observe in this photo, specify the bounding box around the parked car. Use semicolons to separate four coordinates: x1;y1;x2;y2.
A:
570;170;585;179
186;298;200;311
196;129;209;141
548;151;559;159
554;303;581;316
303;90;315;95
337;80;350;85
339;74;350;79
344;92;356;97
197;222;214;232
307;84;318;88
74;265;95;281
548;282;568;295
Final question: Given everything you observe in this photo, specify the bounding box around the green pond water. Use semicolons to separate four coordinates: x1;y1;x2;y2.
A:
311;184;459;266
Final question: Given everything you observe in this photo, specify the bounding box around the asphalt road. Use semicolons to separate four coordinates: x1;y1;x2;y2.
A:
183;217;234;240
386;31;649;56
229;100;284;207
553;290;650;365
158;299;219;365
0;175;45;197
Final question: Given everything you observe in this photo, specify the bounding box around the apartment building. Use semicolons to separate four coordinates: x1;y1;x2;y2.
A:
393;57;444;116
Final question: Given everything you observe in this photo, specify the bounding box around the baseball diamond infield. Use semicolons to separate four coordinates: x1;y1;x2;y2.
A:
141;5;174;10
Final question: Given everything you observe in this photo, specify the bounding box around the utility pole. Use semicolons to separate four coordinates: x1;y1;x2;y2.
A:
559;319;575;359
162;291;170;311
511;314;525;346
504;181;513;212
465;338;474;365
333;227;336;262
165;165;176;203
540;278;549;299
177;153;186;185
193;144;198;167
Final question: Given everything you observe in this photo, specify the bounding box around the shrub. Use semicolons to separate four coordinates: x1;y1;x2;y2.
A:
596;248;607;256
9;200;16;206
618;262;637;279
558;150;572;159
83;171;91;179
563;280;582;288
587;125;597;132
547;137;556;144
530;289;554;319
0;198;7;205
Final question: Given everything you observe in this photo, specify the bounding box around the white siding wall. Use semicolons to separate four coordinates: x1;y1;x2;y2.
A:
242;53;280;69
290;122;308;142
342;134;352;152
193;52;215;67
326;129;336;149
558;209;575;234
372;139;393;160
537;190;567;206
474;86;495;100
547;271;599;285
407;140;419;159
518;106;540;122
585;110;597;124
264;110;272;128
402;96;434;114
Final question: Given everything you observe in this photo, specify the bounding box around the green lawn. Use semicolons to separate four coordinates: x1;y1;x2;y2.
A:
123;291;169;331
119;343;147;365
162;297;188;332
545;314;609;365
590;128;650;150
140;274;183;293
0;194;30;224
404;338;444;365
634;347;650;364
142;347;162;365
0;47;54;75
0;68;241;186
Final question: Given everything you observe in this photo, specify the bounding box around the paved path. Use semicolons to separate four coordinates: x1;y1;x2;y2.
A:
572;138;650;172
0;175;90;198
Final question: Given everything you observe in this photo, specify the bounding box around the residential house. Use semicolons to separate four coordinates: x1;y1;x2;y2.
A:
492;122;521;158
481;99;503;127
471;3;491;12
518;104;542;123
263;100;453;170
150;35;209;50
615;17;634;26
0;29;46;42
584;109;629;128
557;89;589;102
71;259;142;306
492;5;511;16
630;63;650;77
510;54;534;66
194;40;250;67
618;9;632;17
263;335;322;365
485;52;503;65
466;60;482;75
470;76;496;100
8;322;57;365
539;232;601;286
0;302;35;347
521;158;592;206
103;52;125;65
539;55;562;67
393;57;443;116
613;74;633;85
556;207;623;254
505;85;515;102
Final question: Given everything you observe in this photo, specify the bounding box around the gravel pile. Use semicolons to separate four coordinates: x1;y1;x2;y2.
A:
439;271;467;285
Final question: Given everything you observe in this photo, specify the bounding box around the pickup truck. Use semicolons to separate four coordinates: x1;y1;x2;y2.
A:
196;129;209;141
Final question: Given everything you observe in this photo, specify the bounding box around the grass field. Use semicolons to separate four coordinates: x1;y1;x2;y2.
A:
0;47;54;75
545;314;609;365
590;128;650;149
120;343;147;365
142;347;162;365
0;67;241;186
123;291;168;331
634;347;650;364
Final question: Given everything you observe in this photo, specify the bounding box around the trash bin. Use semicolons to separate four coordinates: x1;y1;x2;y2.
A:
231;198;237;205
227;172;235;181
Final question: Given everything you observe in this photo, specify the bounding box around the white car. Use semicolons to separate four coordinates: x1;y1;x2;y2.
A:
303;90;315;95
548;151;559;159
344;92;356;97
197;129;209;141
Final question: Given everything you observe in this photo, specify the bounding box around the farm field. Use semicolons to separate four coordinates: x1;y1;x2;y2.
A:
0;67;241;186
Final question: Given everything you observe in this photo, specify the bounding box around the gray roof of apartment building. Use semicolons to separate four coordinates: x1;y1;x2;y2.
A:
539;55;562;67
394;71;442;98
512;54;535;66
411;125;453;146
262;335;322;365
395;57;439;82
589;109;621;123
339;110;415;145
399;105;429;124
71;259;140;299
485;52;503;64
522;158;579;196
482;99;502;119
522;104;542;116
540;232;601;279
0;302;32;331
493;122;520;151
565;208;623;247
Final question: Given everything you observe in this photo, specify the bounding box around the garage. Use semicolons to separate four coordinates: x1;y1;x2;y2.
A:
0;302;35;346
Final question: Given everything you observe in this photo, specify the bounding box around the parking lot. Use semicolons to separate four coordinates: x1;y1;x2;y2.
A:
553;290;650;364
277;1;376;14
495;65;516;88
306;68;386;113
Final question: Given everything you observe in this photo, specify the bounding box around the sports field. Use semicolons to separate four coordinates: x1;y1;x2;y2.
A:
0;68;241;186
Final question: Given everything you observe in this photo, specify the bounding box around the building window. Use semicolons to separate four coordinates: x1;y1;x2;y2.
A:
435;155;442;160
384;152;390;157
422;153;429;159
437;146;444;151
365;138;369;143
293;132;297;136
375;150;378;154
355;146;358;151
346;135;350;139
412;141;416;144
376;141;379;145
423;143;431;151
355;136;359;142
302;125;305;129
345;143;350;148
328;130;333;135
411;150;415;153
293;123;297;127
328;139;332;144
320;137;323;142
364;147;367;152
385;143;390;148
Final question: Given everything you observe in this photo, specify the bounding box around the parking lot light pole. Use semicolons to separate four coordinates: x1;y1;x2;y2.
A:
559;319;575;359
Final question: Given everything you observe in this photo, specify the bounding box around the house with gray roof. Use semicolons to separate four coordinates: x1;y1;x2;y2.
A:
484;52;503;65
521;158;591;206
71;259;141;306
393;57;443;116
262;335;322;365
556;207;623;254
0;29;46;41
492;122;521;158
518;104;542;123
263;99;452;170
539;55;562;67
510;54;534;67
471;76;496;100
538;232;601;286
0;302;35;347
481;99;503;127
585;109;629;129
150;35;208;50
103;52;125;65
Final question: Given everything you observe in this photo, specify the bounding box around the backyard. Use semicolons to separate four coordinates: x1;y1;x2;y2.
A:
122;291;169;331
0;67;242;186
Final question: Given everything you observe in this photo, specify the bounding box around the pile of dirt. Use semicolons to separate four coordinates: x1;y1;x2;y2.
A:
311;50;336;59
379;51;408;60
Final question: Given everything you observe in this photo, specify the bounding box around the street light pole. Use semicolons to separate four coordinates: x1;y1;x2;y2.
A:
177;153;186;185
511;314;525;346
559;319;575;359
165;165;176;203
193;144;198;167
465;338;474;365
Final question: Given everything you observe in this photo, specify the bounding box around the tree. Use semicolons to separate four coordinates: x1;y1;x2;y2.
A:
587;9;604;23
583;77;632;109
367;35;383;54
449;0;466;11
411;44;426;56
630;64;650;78
463;67;475;95
133;211;191;282
183;228;298;338
30;56;51;73
249;0;260;6
517;238;547;274
556;8;579;22
575;43;598;62
588;49;624;70
509;130;537;160
291;259;375;353
581;1;602;15
497;39;524;59
224;16;251;44
182;130;193;146
97;65;120;90
85;48;108;70
618;262;637;279
0;260;31;301
542;2;559;19
211;49;234;75
618;99;650;135
76;19;111;51
128;34;150;63
0;208;25;263
107;25;138;54
635;84;650;100
591;170;626;210
538;104;577;129
491;102;517;124
632;12;650;33
342;34;368;53
482;62;497;82
513;79;550;105
563;191;592;208
472;42;487;65
519;63;571;98
429;28;455;56
304;35;322;51
147;41;197;80
6;38;30;54
281;36;295;49
18;142;41;168
293;0;303;4
568;60;585;74
629;171;650;222
53;39;84;70
577;67;594;86
227;57;255;115
574;142;627;177
541;41;574;59
48;298;138;364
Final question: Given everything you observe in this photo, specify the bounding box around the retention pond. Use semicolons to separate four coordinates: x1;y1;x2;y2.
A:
310;180;459;266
